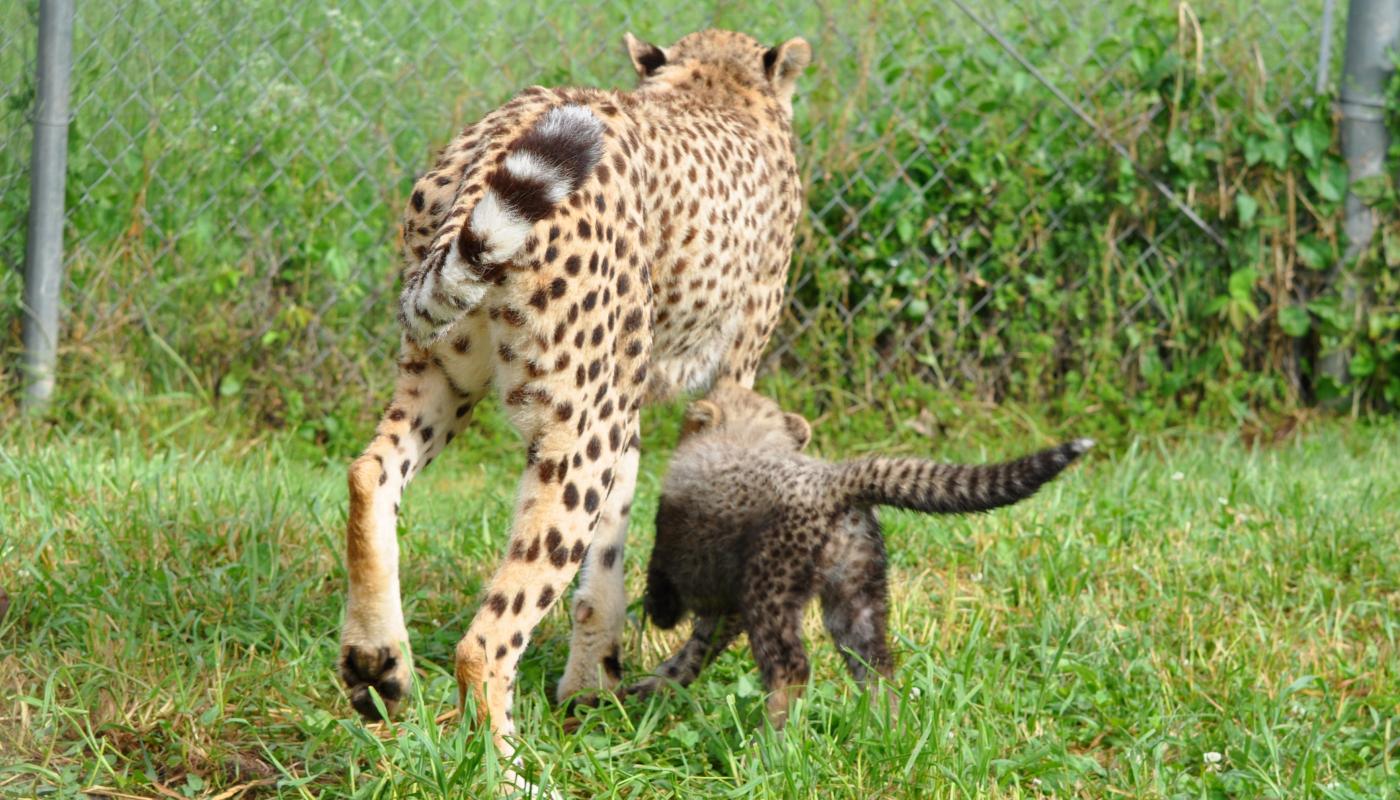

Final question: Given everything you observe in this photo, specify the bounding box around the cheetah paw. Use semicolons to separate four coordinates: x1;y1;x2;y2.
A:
340;642;412;721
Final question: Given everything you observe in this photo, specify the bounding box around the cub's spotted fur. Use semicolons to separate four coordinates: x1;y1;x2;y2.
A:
628;383;1092;728
337;30;811;757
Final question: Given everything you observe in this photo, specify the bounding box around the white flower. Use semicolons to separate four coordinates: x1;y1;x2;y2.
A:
970;571;984;583
1217;497;1229;506
1171;471;1184;481
1203;751;1223;765
910;686;922;700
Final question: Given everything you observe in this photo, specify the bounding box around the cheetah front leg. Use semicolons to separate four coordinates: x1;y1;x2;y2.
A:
454;410;641;751
341;326;490;720
556;433;640;705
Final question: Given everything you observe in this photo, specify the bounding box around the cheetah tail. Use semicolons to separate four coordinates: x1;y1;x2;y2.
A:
837;439;1093;515
400;104;605;343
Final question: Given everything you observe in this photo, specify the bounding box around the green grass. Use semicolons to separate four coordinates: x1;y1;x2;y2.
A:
2;393;1397;798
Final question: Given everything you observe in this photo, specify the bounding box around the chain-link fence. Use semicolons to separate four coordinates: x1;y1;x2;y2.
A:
1;0;1348;423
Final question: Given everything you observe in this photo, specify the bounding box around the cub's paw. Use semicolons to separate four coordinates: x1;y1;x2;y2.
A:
340;643;412;721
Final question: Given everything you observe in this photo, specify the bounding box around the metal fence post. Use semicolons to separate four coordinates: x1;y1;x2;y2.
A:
1315;0;1336;96
20;0;76;412
1320;0;1399;402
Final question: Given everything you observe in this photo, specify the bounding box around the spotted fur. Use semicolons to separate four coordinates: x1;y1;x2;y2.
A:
627;383;1091;729
337;29;812;756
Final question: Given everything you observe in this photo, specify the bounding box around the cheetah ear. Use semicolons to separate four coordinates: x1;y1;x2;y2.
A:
783;413;812;450
624;32;667;78
764;37;811;100
681;400;722;438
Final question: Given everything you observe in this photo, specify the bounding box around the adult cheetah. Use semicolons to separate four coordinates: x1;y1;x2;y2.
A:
338;29;812;749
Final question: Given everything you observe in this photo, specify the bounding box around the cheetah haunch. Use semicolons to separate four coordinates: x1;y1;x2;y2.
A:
628;383;1092;729
338;29;811;752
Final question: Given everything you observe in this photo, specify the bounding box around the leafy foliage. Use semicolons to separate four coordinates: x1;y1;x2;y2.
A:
0;0;1394;435
785;3;1398;424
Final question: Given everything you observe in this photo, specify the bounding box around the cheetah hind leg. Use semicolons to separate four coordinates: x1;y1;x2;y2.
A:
743;574;813;731
819;522;899;720
340;344;485;720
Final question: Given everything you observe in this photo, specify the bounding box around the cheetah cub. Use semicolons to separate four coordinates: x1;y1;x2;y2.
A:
627;383;1092;728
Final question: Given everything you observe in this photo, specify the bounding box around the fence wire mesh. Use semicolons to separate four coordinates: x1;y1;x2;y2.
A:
1;0;1341;420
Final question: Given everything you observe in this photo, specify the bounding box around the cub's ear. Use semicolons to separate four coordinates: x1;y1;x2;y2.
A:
783;412;813;450
624;32;668;78
681;400;722;438
763;37;811;96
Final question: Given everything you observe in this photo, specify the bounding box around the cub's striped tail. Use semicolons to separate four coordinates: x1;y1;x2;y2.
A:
400;104;605;344
838;439;1092;514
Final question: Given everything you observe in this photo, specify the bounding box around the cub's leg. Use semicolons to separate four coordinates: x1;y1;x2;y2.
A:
341;326;491;720
455;409;641;751
556;433;640;703
623;613;741;701
819;514;898;717
820;515;894;684
743;554;817;730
